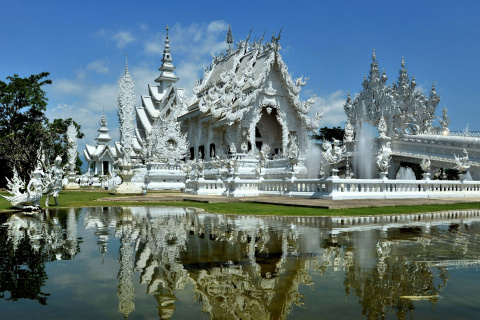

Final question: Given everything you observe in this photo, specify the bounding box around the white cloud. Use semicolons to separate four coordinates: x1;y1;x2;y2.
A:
86;83;117;112
312;90;348;128
52;78;84;95
113;31;135;48
144;41;163;55
130;63;158;106
87;60;109;74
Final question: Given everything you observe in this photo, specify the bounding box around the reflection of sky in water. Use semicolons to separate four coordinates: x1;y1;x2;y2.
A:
0;207;479;319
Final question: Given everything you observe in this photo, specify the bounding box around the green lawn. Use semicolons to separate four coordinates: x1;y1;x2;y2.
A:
1;189;480;216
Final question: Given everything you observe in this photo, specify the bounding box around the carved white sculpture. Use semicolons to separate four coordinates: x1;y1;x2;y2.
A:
118;57;136;164
377;142;392;173
344;120;354;142
322;139;346;165
2;168;44;210
377;116;388;139
420;157;431;172
6;166;25;197
65;122;79;189
113;58;142;194
344;52;444;137
66;122;78;172
44;155;64;206
439;106;450;134
454;149;470;172
144;116;188;163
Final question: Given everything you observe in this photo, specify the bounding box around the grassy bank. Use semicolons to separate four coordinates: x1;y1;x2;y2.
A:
1;189;480;216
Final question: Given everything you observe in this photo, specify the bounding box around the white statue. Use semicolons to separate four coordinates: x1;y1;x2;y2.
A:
454;149;470;172
377;143;392;173
1;169;44;210
377;116;388;139
420;157;431;172
322;139;346;165
344;120;354;142
44;156;64;206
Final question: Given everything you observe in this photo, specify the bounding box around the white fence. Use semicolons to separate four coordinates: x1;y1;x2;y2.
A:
185;177;480;200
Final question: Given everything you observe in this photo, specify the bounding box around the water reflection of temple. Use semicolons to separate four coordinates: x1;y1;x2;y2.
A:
2;207;480;318
81;207;480;319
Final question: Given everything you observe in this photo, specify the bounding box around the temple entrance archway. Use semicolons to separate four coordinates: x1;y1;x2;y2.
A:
255;107;283;158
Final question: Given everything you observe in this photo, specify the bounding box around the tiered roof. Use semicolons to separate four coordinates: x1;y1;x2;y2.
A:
84;110;116;162
136;26;186;138
183;28;320;129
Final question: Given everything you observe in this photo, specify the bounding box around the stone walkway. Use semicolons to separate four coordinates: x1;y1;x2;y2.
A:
97;192;480;209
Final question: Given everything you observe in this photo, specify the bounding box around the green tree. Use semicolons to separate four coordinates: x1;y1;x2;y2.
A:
45;118;84;173
0;72;51;186
311;126;346;143
0;73;84;187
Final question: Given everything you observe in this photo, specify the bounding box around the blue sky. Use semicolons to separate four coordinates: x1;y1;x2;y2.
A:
1;1;479;168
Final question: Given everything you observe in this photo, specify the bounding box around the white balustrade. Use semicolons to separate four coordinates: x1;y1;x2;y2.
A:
185;175;480;200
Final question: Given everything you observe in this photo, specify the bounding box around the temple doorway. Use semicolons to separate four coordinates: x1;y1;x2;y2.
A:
255;108;283;158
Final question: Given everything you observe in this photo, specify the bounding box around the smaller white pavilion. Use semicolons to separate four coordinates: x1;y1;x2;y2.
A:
84;111;116;176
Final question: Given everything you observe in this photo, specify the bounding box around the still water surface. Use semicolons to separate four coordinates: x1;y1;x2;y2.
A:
0;207;479;319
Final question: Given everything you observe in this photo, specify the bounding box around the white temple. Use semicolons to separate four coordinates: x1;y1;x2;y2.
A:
84;110;116;176
83;25;480;199
102;26;320;193
180;27;320;164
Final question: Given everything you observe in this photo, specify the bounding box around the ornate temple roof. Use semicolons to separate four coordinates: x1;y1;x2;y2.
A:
83;111;116;162
136;26;187;138
182;28;319;128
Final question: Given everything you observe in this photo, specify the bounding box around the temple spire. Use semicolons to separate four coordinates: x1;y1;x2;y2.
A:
95;107;112;145
155;25;179;85
226;25;234;53
369;49;380;82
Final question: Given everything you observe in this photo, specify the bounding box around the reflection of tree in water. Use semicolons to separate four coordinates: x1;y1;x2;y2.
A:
340;230;454;320
344;259;448;320
0;210;80;305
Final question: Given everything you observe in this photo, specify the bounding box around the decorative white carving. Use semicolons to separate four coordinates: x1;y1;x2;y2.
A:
454;149;470;172
118;61;136;163
345;52;443;137
344;120;354;142
1;168;44;210
322;139;346;165
420;157;431;172
377;116;388;138
264;80;276;96
6;166;25;197
44;156;64;206
144;116;188;164
66;122;78;172
377;142;392;173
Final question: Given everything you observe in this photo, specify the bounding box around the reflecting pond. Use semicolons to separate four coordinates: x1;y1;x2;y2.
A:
1;207;480;319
